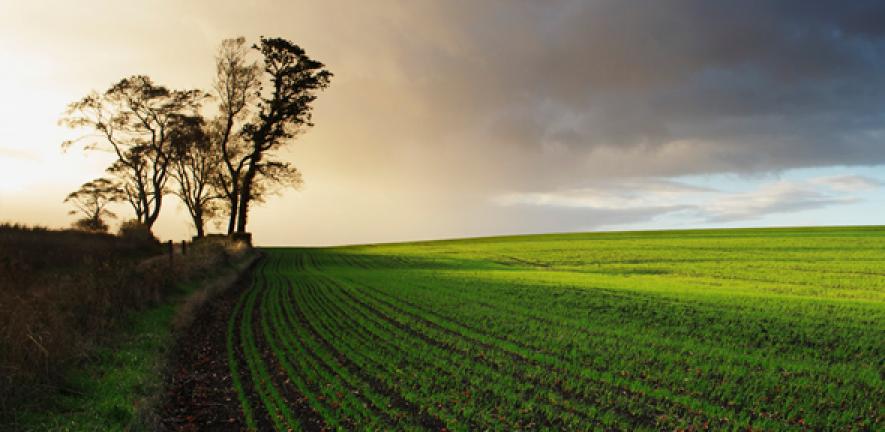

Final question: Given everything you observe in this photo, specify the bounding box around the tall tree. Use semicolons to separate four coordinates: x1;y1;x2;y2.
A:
64;178;124;233
212;37;261;234
235;37;332;234
61;76;207;229
169;115;220;237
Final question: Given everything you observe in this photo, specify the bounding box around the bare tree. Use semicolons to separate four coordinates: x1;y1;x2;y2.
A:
61;76;207;230
235;37;332;234
65;178;124;233
212;37;261;235
169;116;222;237
214;130;302;233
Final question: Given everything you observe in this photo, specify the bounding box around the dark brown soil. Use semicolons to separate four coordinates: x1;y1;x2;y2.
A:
160;264;251;430
159;258;331;431
159;263;256;431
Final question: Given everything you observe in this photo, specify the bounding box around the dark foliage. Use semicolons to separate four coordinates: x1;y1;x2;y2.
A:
65;177;124;233
234;36;331;233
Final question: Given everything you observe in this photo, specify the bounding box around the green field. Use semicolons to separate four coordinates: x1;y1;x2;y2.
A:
228;227;884;430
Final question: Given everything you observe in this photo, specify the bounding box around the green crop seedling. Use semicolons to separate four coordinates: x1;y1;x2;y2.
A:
224;227;884;430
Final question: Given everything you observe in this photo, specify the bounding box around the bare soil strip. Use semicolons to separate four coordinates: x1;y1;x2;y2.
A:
160;264;257;431
160;258;323;431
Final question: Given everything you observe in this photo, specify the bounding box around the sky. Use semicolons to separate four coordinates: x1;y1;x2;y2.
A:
1;0;885;246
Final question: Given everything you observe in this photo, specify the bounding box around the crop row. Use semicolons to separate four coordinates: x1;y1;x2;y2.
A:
225;241;883;430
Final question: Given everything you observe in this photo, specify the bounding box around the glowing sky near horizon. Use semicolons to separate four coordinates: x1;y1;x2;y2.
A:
2;1;885;246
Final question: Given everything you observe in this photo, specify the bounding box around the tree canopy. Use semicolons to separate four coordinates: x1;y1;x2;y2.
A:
234;37;331;234
64;178;124;233
61;76;208;229
61;36;331;240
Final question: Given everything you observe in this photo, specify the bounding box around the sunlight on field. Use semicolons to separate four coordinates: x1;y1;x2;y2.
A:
223;227;884;430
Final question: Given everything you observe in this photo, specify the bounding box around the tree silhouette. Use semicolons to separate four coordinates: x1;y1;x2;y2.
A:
211;37;261;235
60;37;327;239
169;115;222;237
234;37;332;234
64;178;124;233
61;76;208;230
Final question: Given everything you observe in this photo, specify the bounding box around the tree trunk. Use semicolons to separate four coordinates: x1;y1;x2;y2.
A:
226;191;238;235
144;195;161;229
235;157;260;234
193;208;205;238
235;173;254;234
220;114;240;236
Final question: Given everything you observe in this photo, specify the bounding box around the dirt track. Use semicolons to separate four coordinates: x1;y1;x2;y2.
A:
159;259;325;431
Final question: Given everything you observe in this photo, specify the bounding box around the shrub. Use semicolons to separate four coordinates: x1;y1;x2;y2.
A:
118;219;159;247
71;216;109;233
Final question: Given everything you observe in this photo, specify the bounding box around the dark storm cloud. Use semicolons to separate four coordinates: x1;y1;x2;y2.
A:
389;0;885;182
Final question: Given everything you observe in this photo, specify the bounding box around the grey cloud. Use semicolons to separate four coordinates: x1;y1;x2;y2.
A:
494;175;877;227
381;0;885;182
810;175;883;191
478;203;694;236
700;182;857;222
494;178;716;209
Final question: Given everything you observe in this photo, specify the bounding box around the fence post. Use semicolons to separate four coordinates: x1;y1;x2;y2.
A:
167;240;174;266
181;240;187;256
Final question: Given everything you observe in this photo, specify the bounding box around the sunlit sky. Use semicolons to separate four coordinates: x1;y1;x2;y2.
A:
2;1;885;246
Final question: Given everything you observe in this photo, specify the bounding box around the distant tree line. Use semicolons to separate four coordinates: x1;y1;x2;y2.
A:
61;36;332;238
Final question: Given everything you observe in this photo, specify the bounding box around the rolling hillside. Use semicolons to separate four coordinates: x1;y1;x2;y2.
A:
176;227;884;430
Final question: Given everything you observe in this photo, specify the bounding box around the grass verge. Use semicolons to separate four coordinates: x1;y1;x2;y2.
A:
9;253;258;432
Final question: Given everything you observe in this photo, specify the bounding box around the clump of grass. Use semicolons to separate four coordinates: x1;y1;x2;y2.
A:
12;297;181;430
